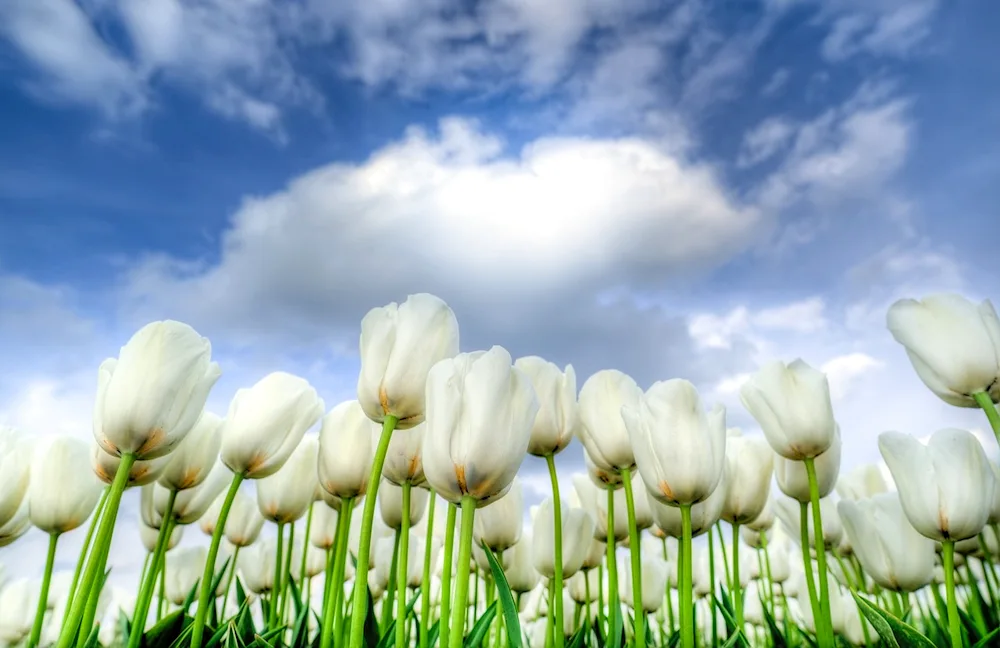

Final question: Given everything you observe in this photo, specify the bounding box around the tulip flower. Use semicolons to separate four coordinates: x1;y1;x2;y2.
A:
504;533;541;594
474;477;524;552
92;446;169;487
835;463;888;501
381;422;427;487
240;539;276;595
577;370;642;472
422;346;538;648
620;556;668;613
774;426;842;503
838;493;935;592
721;433;773;525
532;498;595;580
157;412;223;492
223;489;265;547
0;499;29;547
0;427;30;529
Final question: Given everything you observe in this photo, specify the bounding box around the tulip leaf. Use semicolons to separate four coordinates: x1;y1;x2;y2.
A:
205;619;233;648
143;609;186;647
761;598;787;648
428;619;441;648
712;593;750;648
608;602;624;648
364;584;381;648
973;625;1000;648
482;542;523;648
289;590;313;648
852;592;936;648
465;600;498;648
567;623;587;648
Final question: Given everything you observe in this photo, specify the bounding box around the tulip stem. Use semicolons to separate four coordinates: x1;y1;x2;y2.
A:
222;546;240;614
798;501;822;640
280;523;296;624
299;503;315;597
679;504;694;648
804;458;834;648
439;503;457;647
396;482;412;648
547;455;566;648
128;490;176;648
605;487;620;641
420;491;437;648
348;415;399;648
619;469;645;648
270;522;285;628
61;486;108;630
323;497;354;648
708;526;717;647
383;529;401;632
190;472;245;648
28;532;59;648
974;392;1000;445
760;531;775;614
943;540;962;647
56;451;136;648
732;522;743;630
449;496;477;648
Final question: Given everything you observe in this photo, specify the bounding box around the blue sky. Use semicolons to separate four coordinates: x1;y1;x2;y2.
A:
1;0;999;585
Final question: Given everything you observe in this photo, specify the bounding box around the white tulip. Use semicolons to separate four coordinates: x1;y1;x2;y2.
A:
513;356;579;457
318;400;378;499
576;370;642;472
29;436;104;535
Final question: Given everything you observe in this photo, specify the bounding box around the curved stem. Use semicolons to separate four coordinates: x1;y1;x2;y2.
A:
62;486;108;625
732;522;743;630
56;452;136;648
761;531;775;613
449;496;477;648
804;458;834;648
189;472;245;648
547;455;566;648
439;503;457;647
222;546;240;615
347;415;399;648
29;532;59;648
679;504;694;648
605;487;619;640
420;490;437;648
620;469;644;648
396;482;413;648
798;501;822;639
974;392;1000;445
943;540;962;647
128;490;176;648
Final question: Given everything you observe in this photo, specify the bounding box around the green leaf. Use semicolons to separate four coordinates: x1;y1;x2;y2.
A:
481;542;523;648
80;624;101;648
363;585;381;648
608;601;623;648
567;623;587;648
464;600;498;648
143;609;186;648
428;619;441;648
712;593;749;648
205;619;232;648
851;592;936;648
973;625;1000;648
288;591;313;648
761;599;787;648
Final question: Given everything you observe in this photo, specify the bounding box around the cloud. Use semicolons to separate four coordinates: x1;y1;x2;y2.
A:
760;68;790;97
737;117;796;168
817;0;939;61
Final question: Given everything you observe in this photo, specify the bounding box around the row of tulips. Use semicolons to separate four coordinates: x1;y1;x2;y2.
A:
1;291;999;648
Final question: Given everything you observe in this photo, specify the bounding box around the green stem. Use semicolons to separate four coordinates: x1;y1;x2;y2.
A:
717;522;731;590
974;391;1000;446
943;541;962;647
347;415;399;648
547;455;566;648
56;452;136;648
708;526;718;647
330;498;355;647
439;503;457;647
270;523;285;629
420;490;437;648
157;557;167;621
605;487;619;641
280;523;296;625
62;484;104;633
396;482;412;648
128;490;176;648
29;532;59;648
449;496;477;648
597;564;605;635
798;501;822;640
383;529;401;632
619;469;644;648
732;523;743;630
761;532;775;613
804;458;834;648
679;505;694;648
189;472;245;648
222;546;240;615
300;503;315;596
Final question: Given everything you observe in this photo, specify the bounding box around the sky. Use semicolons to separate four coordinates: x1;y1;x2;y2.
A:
1;0;999;590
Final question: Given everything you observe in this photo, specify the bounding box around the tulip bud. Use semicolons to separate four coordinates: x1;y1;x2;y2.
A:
221;372;324;479
93;321;221;459
838;493;934;592
774;426;842;503
503;533;541;594
531;498;595;580
649;465;727;539
357;293;460;428
886;293;1000;406
0;578;38;642
620;556;668;613
513;356;578;457
774;496;842;550
140;520;183;552
158;412;223;491
576;370;642;472
28;435;104;535
166;547;207;605
747;496;775;532
0;499;30;547
0;427;31;529
170;462;231;524
572;473;627;542
623;379;727;506
224;489;265;547
377;480;429;530
239;538;275;594
93;445;169;487
474;478;524;552
423;346;539;505
382;422;426;487
879;428;997;541
310;504;339;549
740;359;837;460
257;437;319;524
720;433;773;525
318;400;378;499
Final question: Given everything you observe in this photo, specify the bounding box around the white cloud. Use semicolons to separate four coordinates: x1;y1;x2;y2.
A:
760;68;789;96
737;117;796;167
821;352;882;400
818;0;939;61
688;297;826;350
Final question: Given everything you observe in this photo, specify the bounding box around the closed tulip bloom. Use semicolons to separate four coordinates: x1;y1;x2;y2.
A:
572;473;628;542
28;436;104;534
886;293;1000;406
225;489;265;547
576;370;642;471
514;356;579;456
158;412;223;491
310;504;339;549
747;495;775;531
423;346;539;505
774;496;843;550
377;479;429;530
221;372;324;479
620;556;668;613
649;466;727;538
740;359;837;460
568;569;600;604
240;539;276;594
291;543;328;581
504;533;541;593
0;578;38;643
0;500;30;547
357;293;460;428
93;321;221;459
165;546;207;605
584;451;624;488
93;445;170;487
835;463;889;501
170;462;231;524
0;427;30;528
532;498;595;579
722;434;773;525
318;400;378;499
838;493;934;592
474;477;524;552
198;491;226;536
140;520;183;552
257;436;319;524
879;428;997;541
581;537;605;570
774;426;842;503
623;379;726;506
382;422;427;487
